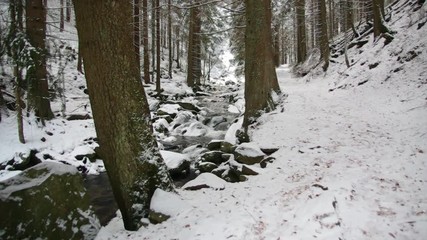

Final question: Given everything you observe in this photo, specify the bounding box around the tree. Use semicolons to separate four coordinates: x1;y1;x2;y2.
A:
73;0;174;230
295;0;307;63
142;0;150;84
133;0;140;68
186;1;202;88
60;0;64;32
372;0;390;38
317;0;329;71
26;0;53;124
243;0;280;131
168;0;173;79
155;0;161;93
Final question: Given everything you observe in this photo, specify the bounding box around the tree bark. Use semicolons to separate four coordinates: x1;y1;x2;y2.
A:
168;0;172;79
26;0;53;124
316;0;330;71
155;0;161;93
73;0;173;231
66;0;71;22
60;0;64;32
142;0;150;83
243;0;280;130
186;2;202;88
134;0;140;71
296;0;307;63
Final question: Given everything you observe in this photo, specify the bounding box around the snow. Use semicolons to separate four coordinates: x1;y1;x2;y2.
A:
182;173;227;191
95;2;427;239
160;150;187;170
1;0;426;239
149;189;191;217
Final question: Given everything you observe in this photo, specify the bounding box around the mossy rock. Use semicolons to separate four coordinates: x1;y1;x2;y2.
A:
197;162;218;173
220;142;236;154
200;151;226;165
0;162;100;240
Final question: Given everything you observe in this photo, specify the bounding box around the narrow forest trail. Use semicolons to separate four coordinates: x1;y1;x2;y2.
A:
97;65;427;239
251;65;427;239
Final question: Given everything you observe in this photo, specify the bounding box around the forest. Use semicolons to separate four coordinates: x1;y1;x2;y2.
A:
0;0;426;239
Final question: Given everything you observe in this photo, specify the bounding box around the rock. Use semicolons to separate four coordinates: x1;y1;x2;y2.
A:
197;162;217;173
160;150;190;179
177;102;201;112
221;141;236;154
236;129;250;143
182;173;226;191
9;150;41;171
0;162;100;240
153;118;170;133
241;165;259;175
260;148;279;155
72;145;98;162
149;189;190;224
208;116;227;128
260;156;275;168
207;140;222;151
235;142;266;165
214;122;229;131
221;154;233;161
200;151;226;165
220;168;242;183
66;114;92;121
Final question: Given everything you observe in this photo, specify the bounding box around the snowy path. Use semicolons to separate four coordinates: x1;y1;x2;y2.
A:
97;65;427;239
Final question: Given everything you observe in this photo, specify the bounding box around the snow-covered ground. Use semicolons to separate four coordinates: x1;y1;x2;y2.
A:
96;1;427;238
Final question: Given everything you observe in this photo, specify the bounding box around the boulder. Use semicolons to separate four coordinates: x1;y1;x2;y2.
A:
241;165;259;176
197;162;218;173
3;150;41;171
182;173;226;191
235;142;266;165
160;150;190;179
260;148;280;155
220;141;236;154
176;102;201;112
260;156;276;168
72;145;98;162
0;162;100;240
148;189;190;224
207;140;222;151
200;151;226;165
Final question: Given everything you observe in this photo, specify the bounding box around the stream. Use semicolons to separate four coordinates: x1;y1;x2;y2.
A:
84;87;241;226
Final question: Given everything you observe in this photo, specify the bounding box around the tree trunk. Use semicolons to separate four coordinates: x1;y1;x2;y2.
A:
73;0;174;231
142;0;150;83
60;0;64;32
15;65;25;144
155;0;161;93
26;0;53;124
296;0;307;63
186;2;202;88
372;0;389;38
243;0;280;131
168;0;172;79
273;23;280;67
151;0;155;82
317;0;329;71
175;24;181;69
66;0;71;22
134;0;140;71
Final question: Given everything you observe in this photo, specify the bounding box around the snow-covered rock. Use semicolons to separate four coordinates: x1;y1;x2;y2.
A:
148;189;191;224
182;172;226;191
234;142;266;165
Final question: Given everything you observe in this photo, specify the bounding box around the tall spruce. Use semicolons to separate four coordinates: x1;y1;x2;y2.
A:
243;0;280;131
26;0;53;124
73;0;173;230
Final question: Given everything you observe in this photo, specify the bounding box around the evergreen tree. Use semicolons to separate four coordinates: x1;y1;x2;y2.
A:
73;0;174;230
